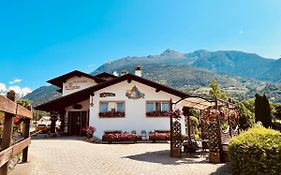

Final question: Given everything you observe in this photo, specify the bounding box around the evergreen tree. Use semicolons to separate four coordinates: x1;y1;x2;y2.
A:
209;79;227;100
255;94;272;128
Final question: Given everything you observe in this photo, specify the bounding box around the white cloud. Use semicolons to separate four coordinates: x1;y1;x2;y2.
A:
8;86;32;97
9;78;22;84
0;83;7;95
0;82;32;97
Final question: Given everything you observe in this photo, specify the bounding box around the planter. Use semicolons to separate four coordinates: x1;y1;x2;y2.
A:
99;112;125;118
86;133;93;139
102;133;139;142
209;151;220;164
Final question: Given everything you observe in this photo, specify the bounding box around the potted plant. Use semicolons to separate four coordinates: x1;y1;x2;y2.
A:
82;126;96;140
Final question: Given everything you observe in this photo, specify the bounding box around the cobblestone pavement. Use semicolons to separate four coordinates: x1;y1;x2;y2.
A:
11;136;232;175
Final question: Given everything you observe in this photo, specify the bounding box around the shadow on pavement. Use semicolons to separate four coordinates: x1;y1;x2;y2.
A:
124;150;210;165
210;164;232;175
31;134;84;141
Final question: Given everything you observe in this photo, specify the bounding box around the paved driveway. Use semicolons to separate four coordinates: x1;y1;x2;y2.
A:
11;136;232;175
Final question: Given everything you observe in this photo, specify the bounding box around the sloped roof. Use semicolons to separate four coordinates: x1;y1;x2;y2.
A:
47;70;104;88
35;73;189;111
94;72;116;80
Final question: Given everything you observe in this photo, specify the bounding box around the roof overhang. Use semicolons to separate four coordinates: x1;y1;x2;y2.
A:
47;70;104;88
35;73;189;112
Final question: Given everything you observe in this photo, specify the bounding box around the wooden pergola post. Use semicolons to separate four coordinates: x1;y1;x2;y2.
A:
22;117;30;162
0;91;16;175
169;99;173;157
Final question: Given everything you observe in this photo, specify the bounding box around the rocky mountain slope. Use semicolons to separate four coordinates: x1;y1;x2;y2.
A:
25;49;281;106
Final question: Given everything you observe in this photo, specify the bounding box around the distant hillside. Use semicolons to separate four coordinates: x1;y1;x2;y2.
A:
25;86;61;106
25;49;281;106
260;58;281;82
92;49;278;82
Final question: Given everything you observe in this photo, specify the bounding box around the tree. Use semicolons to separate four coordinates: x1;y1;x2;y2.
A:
229;98;255;129
255;94;272;128
273;104;281;120
16;99;32;109
242;99;255;113
209;80;255;129
209;80;227;100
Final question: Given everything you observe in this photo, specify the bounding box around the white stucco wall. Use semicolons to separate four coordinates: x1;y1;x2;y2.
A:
62;76;97;96
89;80;185;139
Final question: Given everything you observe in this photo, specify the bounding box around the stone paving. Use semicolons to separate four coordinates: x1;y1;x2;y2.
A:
11;136;232;175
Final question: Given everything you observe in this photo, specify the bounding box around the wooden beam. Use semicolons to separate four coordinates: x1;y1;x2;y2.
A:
0;137;31;168
16;105;32;119
0;95;32;119
0;91;15;175
22;118;31;162
12;137;31;157
0;148;12;168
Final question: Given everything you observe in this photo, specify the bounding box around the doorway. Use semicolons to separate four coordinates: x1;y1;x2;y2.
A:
68;111;89;135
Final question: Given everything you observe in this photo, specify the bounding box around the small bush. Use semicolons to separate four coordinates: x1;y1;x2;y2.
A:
228;126;281;175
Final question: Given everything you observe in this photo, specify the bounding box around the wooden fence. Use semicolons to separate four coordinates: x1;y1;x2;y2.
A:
0;91;32;175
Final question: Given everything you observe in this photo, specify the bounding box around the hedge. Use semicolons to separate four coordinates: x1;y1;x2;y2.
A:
228;126;281;175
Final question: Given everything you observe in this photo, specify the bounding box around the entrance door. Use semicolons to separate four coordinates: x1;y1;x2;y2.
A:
68;111;89;135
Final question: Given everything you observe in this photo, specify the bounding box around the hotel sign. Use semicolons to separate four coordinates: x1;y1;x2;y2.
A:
100;92;116;98
64;80;88;91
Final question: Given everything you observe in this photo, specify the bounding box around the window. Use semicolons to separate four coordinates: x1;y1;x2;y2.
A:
162;102;169;112
100;102;108;112
155;102;161;112
99;101;125;118
146;102;154;112
146;101;170;117
117;102;124;112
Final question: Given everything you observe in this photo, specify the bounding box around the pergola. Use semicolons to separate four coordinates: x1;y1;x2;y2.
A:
170;96;239;163
179;97;214;110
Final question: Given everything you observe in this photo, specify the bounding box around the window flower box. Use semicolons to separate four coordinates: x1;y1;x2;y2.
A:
149;130;171;142
99;111;125;118
146;111;169;117
102;132;139;143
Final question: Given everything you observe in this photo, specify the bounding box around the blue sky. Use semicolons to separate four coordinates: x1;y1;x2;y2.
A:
0;0;281;95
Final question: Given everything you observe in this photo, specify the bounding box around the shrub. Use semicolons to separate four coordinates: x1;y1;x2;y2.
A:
228;126;281;175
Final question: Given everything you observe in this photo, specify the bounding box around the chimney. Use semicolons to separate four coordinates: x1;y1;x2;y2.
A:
135;65;143;77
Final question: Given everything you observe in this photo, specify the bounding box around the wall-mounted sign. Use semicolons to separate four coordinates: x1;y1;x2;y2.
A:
100;92;116;98
64;79;88;91
126;86;145;99
65;83;81;91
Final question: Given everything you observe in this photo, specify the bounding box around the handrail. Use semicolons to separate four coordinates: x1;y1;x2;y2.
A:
0;137;31;167
0;95;32;119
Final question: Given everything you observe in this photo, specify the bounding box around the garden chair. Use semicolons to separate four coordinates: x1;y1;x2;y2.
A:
141;130;147;140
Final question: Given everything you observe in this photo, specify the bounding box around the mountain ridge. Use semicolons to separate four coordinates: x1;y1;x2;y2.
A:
25;49;281;106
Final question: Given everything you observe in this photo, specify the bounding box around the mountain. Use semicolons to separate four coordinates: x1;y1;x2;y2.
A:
25;86;61;106
260;58;281;82
92;49;277;82
25;49;281;106
189;50;275;79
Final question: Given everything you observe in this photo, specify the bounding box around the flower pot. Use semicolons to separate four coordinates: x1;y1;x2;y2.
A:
86;133;93;139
